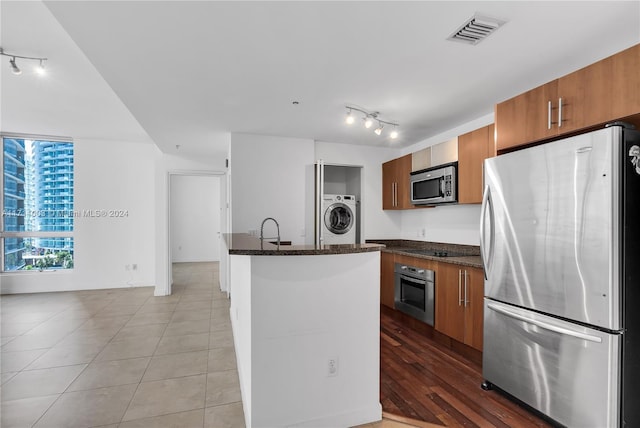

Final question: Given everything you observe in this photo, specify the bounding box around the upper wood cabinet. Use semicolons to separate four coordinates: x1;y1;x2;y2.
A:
496;43;640;151
457;124;495;204
495;81;558;150
382;154;413;210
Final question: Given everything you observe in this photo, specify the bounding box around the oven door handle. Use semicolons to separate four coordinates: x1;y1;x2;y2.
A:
399;275;426;288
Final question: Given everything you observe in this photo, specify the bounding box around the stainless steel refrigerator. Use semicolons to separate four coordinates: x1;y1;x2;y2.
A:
480;124;640;427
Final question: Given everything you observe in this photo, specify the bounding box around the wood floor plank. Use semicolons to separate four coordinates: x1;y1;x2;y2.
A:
381;331;402;347
430;385;499;428
380;309;552;428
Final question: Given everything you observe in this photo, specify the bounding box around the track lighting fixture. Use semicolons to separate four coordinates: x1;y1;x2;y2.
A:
0;47;48;76
344;105;399;139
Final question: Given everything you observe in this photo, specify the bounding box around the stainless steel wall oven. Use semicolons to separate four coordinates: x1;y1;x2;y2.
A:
394;263;435;326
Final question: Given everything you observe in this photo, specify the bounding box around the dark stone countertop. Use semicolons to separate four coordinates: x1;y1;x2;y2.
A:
224;233;384;256
368;239;483;269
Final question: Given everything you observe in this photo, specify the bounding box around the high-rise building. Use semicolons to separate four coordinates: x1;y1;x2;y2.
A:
2;138;26;270
32;141;74;252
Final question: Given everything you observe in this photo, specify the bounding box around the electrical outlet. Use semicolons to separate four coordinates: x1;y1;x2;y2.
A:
327;357;338;377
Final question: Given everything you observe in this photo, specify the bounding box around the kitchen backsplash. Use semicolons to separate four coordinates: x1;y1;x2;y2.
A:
400;204;481;246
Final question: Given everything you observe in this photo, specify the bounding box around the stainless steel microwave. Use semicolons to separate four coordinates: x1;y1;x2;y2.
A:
410;162;457;205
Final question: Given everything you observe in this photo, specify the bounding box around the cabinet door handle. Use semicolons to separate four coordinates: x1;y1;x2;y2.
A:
464;270;469;307
391;182;395;207
393;182;396;207
458;270;464;306
395;182;398;207
558;97;563;128
547;101;552;130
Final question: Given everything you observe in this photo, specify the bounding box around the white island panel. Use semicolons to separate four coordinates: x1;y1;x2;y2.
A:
230;251;381;428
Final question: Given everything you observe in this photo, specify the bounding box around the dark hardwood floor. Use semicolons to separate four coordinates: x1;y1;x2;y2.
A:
380;309;553;428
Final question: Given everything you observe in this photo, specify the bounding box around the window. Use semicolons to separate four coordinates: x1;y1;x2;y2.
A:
1;135;74;271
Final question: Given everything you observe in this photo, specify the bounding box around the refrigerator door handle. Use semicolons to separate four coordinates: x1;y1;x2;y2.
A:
487;302;603;343
480;185;494;280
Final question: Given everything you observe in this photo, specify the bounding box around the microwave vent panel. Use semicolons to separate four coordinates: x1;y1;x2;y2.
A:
447;14;506;45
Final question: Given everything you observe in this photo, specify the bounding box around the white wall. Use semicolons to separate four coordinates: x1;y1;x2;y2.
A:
170;175;221;262
231;133;315;245
154;150;229;296
401;205;482;245
2;139;157;293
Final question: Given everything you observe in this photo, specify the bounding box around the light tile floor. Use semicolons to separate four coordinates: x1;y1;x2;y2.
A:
1;262;246;428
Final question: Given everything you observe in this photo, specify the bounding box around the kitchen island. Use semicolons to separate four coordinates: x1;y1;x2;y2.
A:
222;233;384;428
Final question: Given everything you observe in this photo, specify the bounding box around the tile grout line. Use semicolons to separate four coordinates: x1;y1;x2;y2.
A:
116;289;180;426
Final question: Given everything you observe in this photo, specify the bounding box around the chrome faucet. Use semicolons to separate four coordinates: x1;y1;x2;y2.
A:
260;217;280;246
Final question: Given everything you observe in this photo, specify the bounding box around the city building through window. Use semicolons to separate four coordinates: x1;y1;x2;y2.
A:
1;136;74;271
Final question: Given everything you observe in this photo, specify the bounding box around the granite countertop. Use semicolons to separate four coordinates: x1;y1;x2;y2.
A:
369;239;483;269
224;233;384;256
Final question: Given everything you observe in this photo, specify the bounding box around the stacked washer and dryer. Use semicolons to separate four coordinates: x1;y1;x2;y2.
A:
321;194;357;244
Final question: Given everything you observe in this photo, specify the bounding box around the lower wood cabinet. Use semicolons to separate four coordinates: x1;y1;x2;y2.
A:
380;252;396;308
380;252;484;352
434;263;484;351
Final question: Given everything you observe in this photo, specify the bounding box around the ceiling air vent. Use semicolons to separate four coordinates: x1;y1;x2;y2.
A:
447;14;506;45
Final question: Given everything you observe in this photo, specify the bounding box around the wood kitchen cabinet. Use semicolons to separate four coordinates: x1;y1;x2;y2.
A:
380;252;396;309
496;43;640;151
562;43;640;131
495;80;558;151
382;154;413;210
457;124;495;204
434;262;483;351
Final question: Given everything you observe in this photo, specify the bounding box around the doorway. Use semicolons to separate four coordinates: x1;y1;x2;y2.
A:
168;173;225;292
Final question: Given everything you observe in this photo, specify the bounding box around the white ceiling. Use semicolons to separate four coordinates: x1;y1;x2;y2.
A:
1;1;639;157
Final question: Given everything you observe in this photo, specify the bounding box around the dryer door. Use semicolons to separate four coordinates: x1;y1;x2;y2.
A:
324;203;354;235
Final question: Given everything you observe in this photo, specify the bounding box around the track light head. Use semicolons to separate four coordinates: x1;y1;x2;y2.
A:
9;57;21;75
36;59;46;75
390;129;399;139
345;109;355;125
364;116;373;128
